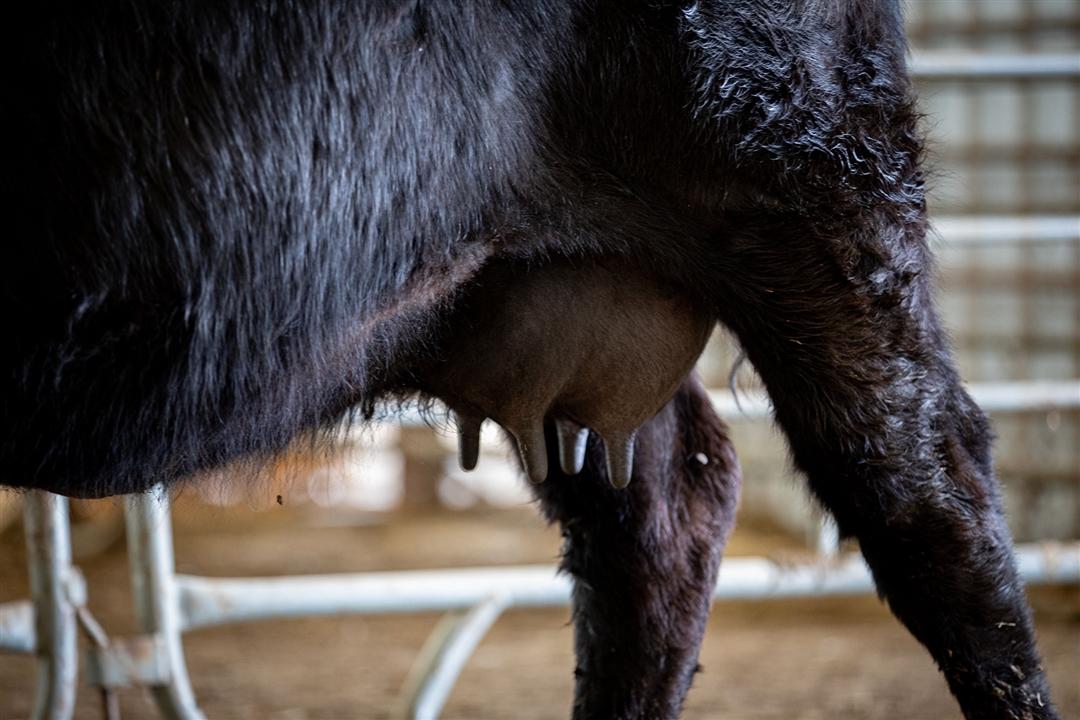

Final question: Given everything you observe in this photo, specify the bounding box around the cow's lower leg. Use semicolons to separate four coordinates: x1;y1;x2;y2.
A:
532;376;740;720
716;212;1057;719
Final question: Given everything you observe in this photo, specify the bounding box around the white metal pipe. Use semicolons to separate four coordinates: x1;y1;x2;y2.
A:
373;379;1080;430
963;381;1080;414
175;542;1080;631
1015;542;1080;583
178;566;573;630
814;518;840;558
911;52;1080;80
402;594;511;720
24;492;77;720
932;216;1080;245
709;380;1080;421
0;600;35;654
125;489;205;720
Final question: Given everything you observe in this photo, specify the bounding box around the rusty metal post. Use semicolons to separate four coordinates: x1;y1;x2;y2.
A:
24;491;78;720
125;486;204;720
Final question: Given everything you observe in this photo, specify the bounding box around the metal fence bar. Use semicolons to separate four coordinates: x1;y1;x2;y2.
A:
954;380;1080;414
373;379;1080;429
124;490;205;720
9;470;1076;716
175;542;1080;631
911;52;1080;79
932;215;1080;245
24;492;78;720
0;600;35;654
400;594;511;720
707;379;1080;421
178;566;571;629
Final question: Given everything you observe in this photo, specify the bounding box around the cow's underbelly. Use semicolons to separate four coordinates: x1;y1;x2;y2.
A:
411;259;714;488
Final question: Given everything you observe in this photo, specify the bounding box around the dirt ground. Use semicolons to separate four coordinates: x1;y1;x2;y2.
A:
1;498;1077;720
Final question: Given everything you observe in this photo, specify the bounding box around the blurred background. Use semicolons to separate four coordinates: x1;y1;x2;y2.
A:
2;1;1077;718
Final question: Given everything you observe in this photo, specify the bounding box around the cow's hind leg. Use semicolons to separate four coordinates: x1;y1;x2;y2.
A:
532;376;740;720
715;211;1057;719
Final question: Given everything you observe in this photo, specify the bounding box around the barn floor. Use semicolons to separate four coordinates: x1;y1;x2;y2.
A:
1;497;1077;720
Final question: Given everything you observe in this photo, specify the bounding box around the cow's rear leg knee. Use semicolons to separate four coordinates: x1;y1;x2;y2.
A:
718;217;1057;719
532;375;740;720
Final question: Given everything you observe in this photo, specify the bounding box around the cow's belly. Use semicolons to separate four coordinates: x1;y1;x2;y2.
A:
411;258;714;488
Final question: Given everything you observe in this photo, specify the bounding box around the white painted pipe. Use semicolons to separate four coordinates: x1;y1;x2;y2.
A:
24;492;77;720
962;381;1080;414
125;490;205;720
175;542;1080;631
932;216;1080;245
0;600;36;654
178;566;572;630
402;594;511;720
371;380;1080;430
911;53;1080;79
708;380;1080;421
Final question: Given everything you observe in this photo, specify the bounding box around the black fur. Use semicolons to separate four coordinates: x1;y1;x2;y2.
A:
5;2;1058;718
534;376;740;718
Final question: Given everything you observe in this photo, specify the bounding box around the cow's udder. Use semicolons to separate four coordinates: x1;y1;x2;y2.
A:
416;259;714;488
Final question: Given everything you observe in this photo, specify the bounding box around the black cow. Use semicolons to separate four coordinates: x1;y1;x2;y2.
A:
6;2;1058;718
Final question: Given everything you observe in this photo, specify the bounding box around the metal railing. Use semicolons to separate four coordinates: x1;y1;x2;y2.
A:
910;52;1080;80
3;379;1079;720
